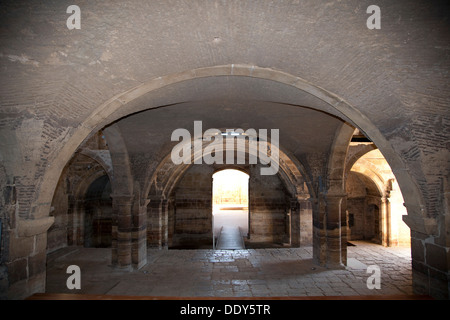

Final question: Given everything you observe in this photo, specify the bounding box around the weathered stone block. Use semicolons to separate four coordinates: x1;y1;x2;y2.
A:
412;267;430;296
429;268;449;300
117;214;132;229
410;237;424;262
6;258;27;283
425;243;448;272
28;251;46;278
9;235;34;261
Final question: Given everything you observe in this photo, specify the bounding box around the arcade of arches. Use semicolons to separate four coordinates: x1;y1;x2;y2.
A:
47;129;411;254
0;1;449;300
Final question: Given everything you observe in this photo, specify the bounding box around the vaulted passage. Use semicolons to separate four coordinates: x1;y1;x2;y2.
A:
1;1;448;300
41;99;414;299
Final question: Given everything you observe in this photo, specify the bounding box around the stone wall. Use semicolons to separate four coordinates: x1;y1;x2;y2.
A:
47;149;111;253
346;172;381;242
299;200;313;246
248;166;291;244
167;164;293;248
171;165;214;248
46;176;69;253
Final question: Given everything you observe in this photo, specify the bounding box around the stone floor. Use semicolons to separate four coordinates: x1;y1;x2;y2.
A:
45;241;413;298
216;226;245;250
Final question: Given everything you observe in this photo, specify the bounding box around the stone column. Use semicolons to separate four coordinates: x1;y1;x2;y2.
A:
380;195;390;247
147;196;168;249
160;199;169;248
326;193;347;267
167;196;175;247
3;184;55;299
290;198;300;247
409;177;450;299
131;201;147;269
290;194;312;247
299;197;313;246
313;194;327;265
111;194;133;270
313;192;347;268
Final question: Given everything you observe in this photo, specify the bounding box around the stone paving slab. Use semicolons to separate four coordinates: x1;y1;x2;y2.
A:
45;241;413;298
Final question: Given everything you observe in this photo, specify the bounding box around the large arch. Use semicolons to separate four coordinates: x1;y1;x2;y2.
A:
22;64;436;297
47;152;112;252
33;66;429;241
346;170;385;245
348;149;410;247
146;135;310;201
351;162;386;197
0;0;448;300
145;135;312;249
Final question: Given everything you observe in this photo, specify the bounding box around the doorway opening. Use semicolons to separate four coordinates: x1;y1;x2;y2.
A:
212;169;249;249
346;148;410;247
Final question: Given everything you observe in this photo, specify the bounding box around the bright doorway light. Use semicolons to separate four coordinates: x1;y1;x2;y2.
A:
212;169;249;237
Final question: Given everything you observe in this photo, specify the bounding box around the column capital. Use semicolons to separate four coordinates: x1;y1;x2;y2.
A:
295;193;311;201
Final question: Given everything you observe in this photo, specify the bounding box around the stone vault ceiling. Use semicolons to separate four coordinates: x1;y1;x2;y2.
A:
111;76;346;163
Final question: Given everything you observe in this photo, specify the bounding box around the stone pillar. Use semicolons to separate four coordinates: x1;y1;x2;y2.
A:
411;229;450;300
6;217;54;299
290;198;300;247
147;196;168;249
68;198;84;246
326;193;347;267
2;183;55;299
313;192;347;268
300;198;313;246
380;195;391;247
167;196;175;247
160;199;169;248
290;195;312;247
408;177;450;299
131;201;147;269
111;194;133;269
313;194;327;265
